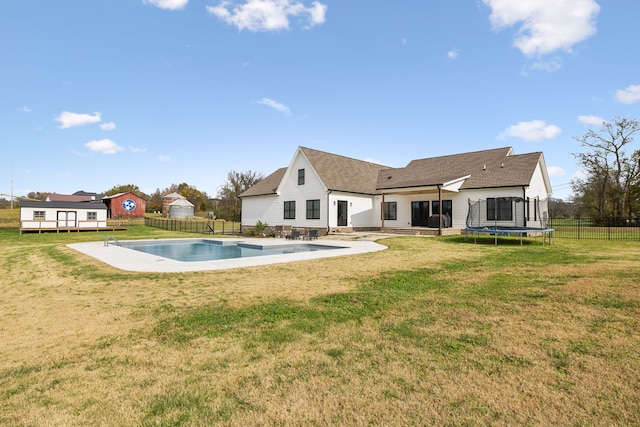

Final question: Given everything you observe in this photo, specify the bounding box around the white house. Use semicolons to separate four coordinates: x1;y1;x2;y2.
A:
240;146;552;236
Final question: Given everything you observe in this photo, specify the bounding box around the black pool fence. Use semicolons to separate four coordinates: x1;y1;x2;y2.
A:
549;217;640;240
144;216;640;241
144;217;241;235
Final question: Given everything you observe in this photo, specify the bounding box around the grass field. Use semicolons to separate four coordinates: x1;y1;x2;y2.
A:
1;208;639;426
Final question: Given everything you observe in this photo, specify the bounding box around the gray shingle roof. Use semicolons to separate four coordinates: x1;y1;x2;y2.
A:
300;147;391;194
20;200;107;209
241;146;545;197
377;147;543;190
240;168;287;197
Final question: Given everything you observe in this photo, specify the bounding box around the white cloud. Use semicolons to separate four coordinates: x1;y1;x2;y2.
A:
158;155;171;162
19;106;31;113
547;166;566;177
447;50;458;60
499;120;561;141
84;139;124;154
577;115;605;126
615;84;640;104
130;146;147;153
206;0;327;32
100;122;116;131
56;111;101;129
143;0;188;10
530;57;562;72
483;0;600;57
256;97;291;114
573;170;587;180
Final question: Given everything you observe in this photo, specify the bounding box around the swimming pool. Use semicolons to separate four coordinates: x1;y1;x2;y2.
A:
68;238;388;272
120;239;340;262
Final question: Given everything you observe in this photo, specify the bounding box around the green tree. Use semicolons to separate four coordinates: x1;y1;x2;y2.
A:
167;183;209;213
572;117;640;219
147;188;164;213
104;184;149;200
216;170;264;221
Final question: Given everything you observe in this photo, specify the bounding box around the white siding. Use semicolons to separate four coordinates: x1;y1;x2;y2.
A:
525;162;551;200
20;207;108;230
241;195;281;226
327;192;378;228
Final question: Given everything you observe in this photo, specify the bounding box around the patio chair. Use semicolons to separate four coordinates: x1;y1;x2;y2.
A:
286;230;301;240
304;229;319;240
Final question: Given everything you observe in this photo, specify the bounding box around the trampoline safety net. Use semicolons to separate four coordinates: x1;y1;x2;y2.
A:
466;197;549;230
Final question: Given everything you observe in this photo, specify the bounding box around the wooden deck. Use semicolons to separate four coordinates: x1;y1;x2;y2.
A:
20;221;129;234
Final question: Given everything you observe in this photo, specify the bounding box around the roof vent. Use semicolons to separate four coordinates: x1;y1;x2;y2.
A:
501;162;504;168
483;164;486;170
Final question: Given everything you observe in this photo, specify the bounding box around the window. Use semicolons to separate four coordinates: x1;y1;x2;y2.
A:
432;200;452;217
87;211;97;221
284;201;296;219
33;211;45;220
298;168;305;185
487;197;513;221
383;201;397;220
306;199;320;219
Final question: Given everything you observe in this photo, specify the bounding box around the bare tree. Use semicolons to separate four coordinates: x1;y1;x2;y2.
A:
572;117;640;219
217;170;264;221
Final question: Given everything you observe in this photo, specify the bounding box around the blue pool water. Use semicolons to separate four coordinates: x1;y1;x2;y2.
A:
120;239;341;262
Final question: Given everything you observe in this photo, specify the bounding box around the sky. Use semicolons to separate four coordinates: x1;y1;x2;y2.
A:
1;0;639;201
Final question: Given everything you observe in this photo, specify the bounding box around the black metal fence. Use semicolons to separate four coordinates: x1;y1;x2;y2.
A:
549;217;640;240
144;217;241;235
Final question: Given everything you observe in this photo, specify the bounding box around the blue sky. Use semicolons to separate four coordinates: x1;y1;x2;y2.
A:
2;0;639;201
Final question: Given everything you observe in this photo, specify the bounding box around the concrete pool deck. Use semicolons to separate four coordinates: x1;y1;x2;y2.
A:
67;237;388;272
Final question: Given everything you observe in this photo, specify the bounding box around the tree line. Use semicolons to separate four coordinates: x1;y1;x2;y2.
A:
5;118;639;222
9;170;264;222
569;116;640;221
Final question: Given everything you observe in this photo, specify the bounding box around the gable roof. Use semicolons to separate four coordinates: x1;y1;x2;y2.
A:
102;192;146;200
240;168;287;197
377;147;544;191
241;146;549;198
163;192;185;199
299;147;392;194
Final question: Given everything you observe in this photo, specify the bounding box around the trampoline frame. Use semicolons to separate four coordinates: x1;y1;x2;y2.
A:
464;226;554;246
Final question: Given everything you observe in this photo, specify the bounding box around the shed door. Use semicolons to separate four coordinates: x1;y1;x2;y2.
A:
57;211;76;228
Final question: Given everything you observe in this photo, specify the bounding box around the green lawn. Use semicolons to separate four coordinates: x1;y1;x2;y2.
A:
1;208;639;426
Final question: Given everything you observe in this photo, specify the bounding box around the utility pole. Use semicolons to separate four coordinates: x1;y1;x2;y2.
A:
10;163;14;210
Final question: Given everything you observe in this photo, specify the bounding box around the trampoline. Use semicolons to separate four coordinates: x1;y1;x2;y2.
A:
465;197;554;245
464;226;554;246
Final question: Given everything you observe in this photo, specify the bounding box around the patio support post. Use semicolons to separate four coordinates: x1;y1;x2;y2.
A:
438;185;442;236
381;193;385;231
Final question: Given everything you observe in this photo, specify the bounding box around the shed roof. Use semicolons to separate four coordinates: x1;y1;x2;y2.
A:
21;200;107;210
47;194;94;202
